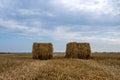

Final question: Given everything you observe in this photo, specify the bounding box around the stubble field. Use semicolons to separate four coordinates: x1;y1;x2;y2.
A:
0;53;120;80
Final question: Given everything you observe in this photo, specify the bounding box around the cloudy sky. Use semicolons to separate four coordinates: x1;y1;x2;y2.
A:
0;0;120;52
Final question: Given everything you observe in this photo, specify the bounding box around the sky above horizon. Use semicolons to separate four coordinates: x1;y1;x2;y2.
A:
0;0;120;52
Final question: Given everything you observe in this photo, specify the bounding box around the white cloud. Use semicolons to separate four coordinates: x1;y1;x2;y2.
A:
18;9;56;17
0;1;4;8
1;19;120;45
0;0;19;9
18;9;41;16
0;19;28;30
0;18;120;51
52;27;78;39
52;0;120;16
0;19;47;37
50;26;120;45
45;12;56;17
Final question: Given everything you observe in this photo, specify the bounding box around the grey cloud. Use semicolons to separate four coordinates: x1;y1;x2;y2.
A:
0;0;120;52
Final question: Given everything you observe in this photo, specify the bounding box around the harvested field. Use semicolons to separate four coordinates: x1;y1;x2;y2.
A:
0;53;120;80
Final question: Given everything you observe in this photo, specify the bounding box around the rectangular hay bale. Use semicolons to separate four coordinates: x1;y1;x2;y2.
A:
65;42;91;59
32;42;53;60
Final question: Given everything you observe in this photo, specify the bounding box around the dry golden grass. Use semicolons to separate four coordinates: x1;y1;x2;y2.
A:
0;53;120;80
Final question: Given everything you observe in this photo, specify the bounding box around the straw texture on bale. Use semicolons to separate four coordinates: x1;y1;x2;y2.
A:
32;42;53;60
65;42;91;59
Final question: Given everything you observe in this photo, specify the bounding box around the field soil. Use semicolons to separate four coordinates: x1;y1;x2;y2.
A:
0;53;120;80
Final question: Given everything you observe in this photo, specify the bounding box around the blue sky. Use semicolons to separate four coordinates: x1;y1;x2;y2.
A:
0;0;120;52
